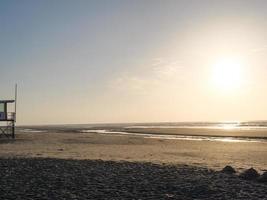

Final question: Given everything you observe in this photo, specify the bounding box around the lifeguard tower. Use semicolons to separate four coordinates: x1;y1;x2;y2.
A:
0;85;17;139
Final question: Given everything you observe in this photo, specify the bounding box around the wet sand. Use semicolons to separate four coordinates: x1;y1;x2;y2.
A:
122;127;267;139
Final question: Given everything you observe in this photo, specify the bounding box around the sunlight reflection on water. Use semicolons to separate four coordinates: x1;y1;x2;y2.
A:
81;129;266;143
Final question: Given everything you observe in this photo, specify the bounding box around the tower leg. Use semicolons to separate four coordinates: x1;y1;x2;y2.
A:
11;121;15;139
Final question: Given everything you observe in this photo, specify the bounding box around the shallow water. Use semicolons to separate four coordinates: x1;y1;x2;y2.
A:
125;121;267;130
18;121;267;143
19;128;47;133
81;129;267;143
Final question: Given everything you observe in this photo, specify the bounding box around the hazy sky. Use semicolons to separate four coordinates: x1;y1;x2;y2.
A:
1;0;267;125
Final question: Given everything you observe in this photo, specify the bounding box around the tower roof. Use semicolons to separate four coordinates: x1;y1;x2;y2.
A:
0;100;15;103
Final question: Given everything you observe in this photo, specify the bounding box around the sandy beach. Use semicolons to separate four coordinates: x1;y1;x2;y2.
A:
1;130;267;171
1;130;267;199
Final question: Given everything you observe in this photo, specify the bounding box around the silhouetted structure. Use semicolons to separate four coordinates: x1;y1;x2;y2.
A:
0;86;17;139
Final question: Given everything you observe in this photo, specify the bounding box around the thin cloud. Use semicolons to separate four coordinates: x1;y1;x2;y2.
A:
109;58;185;94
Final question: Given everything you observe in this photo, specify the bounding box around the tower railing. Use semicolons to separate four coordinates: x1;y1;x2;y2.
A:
7;112;16;121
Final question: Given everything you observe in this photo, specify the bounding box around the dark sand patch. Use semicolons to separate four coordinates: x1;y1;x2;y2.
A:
0;158;266;200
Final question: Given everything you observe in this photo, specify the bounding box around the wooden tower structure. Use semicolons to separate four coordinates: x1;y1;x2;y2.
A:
0;85;17;139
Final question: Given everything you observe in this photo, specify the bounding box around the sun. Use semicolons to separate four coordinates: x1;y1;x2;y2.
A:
212;58;243;91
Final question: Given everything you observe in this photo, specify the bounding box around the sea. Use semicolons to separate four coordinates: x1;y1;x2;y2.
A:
18;121;267;143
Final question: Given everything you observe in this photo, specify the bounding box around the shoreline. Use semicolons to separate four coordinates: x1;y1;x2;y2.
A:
17;125;267;138
81;129;267;143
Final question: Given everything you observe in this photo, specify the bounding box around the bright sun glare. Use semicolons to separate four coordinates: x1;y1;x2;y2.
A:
212;58;243;91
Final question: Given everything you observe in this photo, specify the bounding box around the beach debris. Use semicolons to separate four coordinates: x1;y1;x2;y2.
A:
258;171;267;183
240;168;260;180
221;165;236;174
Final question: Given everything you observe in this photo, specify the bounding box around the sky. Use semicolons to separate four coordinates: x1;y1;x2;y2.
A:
1;0;267;125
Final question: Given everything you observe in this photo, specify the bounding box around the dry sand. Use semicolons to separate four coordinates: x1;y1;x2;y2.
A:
0;131;266;171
